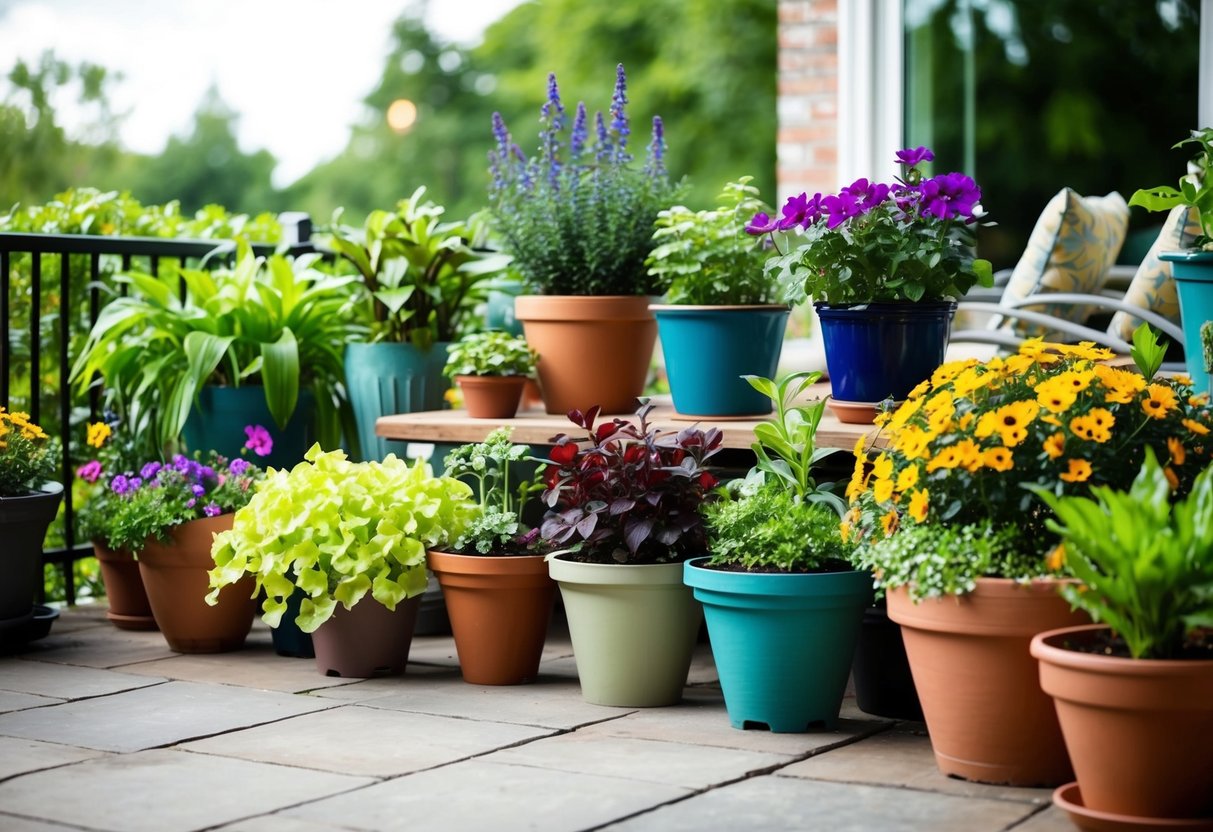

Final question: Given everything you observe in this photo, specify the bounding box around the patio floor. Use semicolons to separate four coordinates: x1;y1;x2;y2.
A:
0;605;1071;832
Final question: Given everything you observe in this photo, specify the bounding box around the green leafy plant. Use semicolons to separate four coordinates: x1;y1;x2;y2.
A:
444;331;537;378
1202;321;1213;375
704;484;846;572
1129;127;1213;247
207;446;478;633
1130;323;1167;382
1031;448;1213;659
0;409;56;496
326;187;508;348
72;245;364;453
441;428;545;554
646;177;780;305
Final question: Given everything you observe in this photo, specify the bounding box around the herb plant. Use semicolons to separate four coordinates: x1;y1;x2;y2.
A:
749;146;993;303
646;177;780;305
1032;448;1213;660
539;402;721;564
488;64;678;296
0;408;55;496
1129;127;1213;247
442;428;545;555
208;446;478;632
444;331;537;378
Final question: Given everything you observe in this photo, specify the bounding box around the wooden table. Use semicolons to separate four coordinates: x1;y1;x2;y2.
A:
376;383;880;451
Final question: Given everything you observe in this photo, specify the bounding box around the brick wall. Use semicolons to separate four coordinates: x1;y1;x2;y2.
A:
777;0;839;201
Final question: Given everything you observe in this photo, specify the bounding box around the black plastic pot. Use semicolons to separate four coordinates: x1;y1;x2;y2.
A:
851;601;923;721
0;482;63;622
270;586;315;658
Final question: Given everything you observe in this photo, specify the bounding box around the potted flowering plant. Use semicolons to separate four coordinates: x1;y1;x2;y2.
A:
426;428;552;685
489;64;678;414
684;371;872;732
0;408;60;631
646;178;791;417
749;147;993;421
443;331;537;419
850;327;1213;787
540;402;721;706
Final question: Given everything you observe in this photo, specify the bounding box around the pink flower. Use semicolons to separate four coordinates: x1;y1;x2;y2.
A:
243;424;273;457
77;460;103;483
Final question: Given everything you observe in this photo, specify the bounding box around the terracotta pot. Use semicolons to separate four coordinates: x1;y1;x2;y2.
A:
514;295;657;415
137;514;256;653
1032;624;1213;819
455;375;528;419
310;595;421;678
427;550;556;685
887;578;1088;786
93;541;157;631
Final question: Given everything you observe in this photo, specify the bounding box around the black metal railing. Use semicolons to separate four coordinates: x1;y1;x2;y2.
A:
0;217;313;604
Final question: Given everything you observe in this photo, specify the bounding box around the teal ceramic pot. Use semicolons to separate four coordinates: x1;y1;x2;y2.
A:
1160;251;1213;394
684;558;872;732
651;305;790;417
183;386;315;471
344;342;451;462
484;277;528;336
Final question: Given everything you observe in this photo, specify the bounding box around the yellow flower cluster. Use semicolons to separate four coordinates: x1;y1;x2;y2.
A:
87;421;112;449
0;407;49;450
844;339;1213;546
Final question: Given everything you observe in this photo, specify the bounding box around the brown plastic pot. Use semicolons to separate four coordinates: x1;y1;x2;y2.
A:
311;595;422;678
455;375;528;419
93;541;157;631
137;514;256;653
1032;624;1213;819
514;295;657;415
887;578;1088;786
427;550;556;685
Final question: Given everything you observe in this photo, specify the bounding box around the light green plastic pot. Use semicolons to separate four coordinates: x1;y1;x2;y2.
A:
548;555;702;707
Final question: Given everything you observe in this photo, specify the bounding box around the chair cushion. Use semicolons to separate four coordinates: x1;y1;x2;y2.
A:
1107;205;1203;342
998;188;1129;336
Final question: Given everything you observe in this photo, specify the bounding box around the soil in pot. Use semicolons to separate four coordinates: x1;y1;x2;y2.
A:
94;541;157;631
311;595;422;678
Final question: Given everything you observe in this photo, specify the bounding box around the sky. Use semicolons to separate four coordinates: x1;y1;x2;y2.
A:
0;0;524;185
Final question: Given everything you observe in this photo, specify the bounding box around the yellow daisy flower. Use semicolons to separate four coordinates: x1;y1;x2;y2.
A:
881;510;900;537
87;421;112;449
1168;436;1186;466
930;360;976;388
982;447;1014;472
873;477;894;504
1035;379;1078;414
1165;466;1180;491
893;426;932;461
871;453;894;482
1183;418;1210;436
1043;432;1065;459
908;488;929;523
895;464;920;492
1059;458;1093;483
954;438;983;472
1141;384;1179;420
925;446;963;473
1045;543;1066;571
1069;407;1114;443
907;379;932;400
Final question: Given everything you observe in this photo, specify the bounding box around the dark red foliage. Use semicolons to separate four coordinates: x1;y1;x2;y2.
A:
540;401;723;564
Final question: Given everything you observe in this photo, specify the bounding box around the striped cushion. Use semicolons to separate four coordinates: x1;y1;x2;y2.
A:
1108;205;1203;341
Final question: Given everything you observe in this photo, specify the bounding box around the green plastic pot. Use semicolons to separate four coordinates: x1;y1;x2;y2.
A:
344;342;451;462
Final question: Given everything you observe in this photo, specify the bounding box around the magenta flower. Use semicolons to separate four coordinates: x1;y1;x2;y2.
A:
745;212;779;235
822;191;863;229
919;173;981;221
842;178;891;213
77;460;103;484
244;425;273;458
895;146;935;167
776;192;824;230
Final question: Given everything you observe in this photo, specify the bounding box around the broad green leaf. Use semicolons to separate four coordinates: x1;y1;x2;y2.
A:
261;328;300;430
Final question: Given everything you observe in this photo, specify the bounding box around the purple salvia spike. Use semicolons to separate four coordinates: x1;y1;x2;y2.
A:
570;102;588;162
645;115;666;178
609;63;630;160
595;111;611;161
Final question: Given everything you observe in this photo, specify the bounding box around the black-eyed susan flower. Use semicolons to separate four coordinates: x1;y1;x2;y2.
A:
1069;407;1114;443
1168;436;1186;466
982;447;1014;471
881;509;900;537
1142;384;1179;419
1043;432;1065;459
1183;417;1210;436
895;464;920;492
1059;458;1092;483
908;488;929;522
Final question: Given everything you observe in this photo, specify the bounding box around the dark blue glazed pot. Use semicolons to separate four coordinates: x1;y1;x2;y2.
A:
815;301;956;403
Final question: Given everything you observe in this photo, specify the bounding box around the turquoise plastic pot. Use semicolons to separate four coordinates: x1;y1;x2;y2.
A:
485;277;527;336
183;386;314;471
652;305;789;417
1160;251;1213;394
684;558;872;732
344;342;451;462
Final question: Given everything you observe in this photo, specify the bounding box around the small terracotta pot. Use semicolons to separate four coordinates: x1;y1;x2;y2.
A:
1032;624;1213;819
310;595;422;678
137;514;256;653
427;550;555;685
455;375;528;419
888;578;1089;786
515;295;657;415
93;541;157;631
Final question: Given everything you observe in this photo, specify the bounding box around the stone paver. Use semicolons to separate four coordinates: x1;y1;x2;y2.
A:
0;679;332;752
779;725;1054;805
121;645;353;693
1012;806;1079;831
0;736;108;781
215;817;359;832
0;689;62;713
603;775;1038;831
284;758;689;832
0;815;89;832
182;704;553;777
0;749;373;832
16;628;179;669
0;658;163;699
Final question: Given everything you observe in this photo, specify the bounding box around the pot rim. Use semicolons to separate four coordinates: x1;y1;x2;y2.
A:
454;374;530;384
548;552;688;586
0;480;65;501
514;294;657;322
684;557;873;598
648;303;792;313
1031;623;1213;673
1159;249;1213;264
813;299;959;312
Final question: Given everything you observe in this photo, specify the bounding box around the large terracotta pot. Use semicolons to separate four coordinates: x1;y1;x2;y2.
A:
93;541;157;631
1032;624;1213;820
427;550;556;685
455;375;528;419
137;514;256;653
310;595;422;678
514;295;656;415
887;578;1088;786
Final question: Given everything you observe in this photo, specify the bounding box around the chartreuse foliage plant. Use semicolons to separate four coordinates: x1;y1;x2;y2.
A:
207;446;478;633
1032;449;1213;659
444;331;537;378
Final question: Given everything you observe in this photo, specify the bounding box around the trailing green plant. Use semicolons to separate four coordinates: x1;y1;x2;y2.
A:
0;408;56;496
646;177;780;305
71;245;364;454
1129;127;1213;248
441;428;545;555
704;483;846;572
326;187;509;348
444;331;536;378
208;446;478;632
1031;448;1213;659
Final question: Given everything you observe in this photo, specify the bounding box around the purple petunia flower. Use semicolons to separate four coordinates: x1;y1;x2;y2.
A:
895;146;935;168
229;458;250;477
244;425;274;458
842;178;891;212
172;454;191;473
776;192;825;230
140;461;162;480
822;191;863;229
77;460;103;484
110;474;133;496
745;212;780;235
191;484;206;497
203;502;222;518
186;498;196;509
919;172;982;221
200;466;215;481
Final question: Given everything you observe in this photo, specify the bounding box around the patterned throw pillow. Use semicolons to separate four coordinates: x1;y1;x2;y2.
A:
998;188;1129;336
1107;205;1203;342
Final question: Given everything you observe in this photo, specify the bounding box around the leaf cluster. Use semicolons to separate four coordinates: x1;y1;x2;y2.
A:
442;428;545;555
704;484;846;572
444;331;536;378
0;409;56;496
1128;127;1213;246
539;402;722;564
1033;448;1213;659
208;446;479;633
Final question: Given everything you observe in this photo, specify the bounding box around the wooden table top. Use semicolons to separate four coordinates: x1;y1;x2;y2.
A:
375;383;881;451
